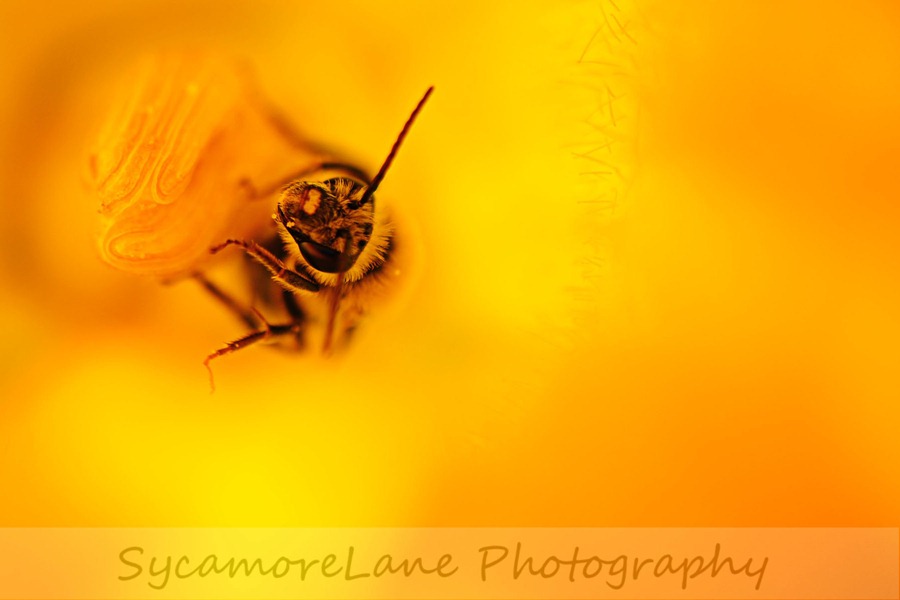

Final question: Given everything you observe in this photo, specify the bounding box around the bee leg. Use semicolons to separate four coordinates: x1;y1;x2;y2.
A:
191;272;261;330
336;304;366;350
203;316;299;392
281;290;307;350
252;97;372;182
210;239;321;295
252;95;325;155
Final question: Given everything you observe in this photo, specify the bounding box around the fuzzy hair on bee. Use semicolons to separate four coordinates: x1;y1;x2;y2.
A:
89;53;432;390
276;177;393;286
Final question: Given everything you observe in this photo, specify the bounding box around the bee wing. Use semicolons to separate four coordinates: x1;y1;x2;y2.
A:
90;53;324;278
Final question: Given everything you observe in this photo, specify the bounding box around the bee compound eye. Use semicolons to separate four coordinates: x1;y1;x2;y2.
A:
299;240;343;273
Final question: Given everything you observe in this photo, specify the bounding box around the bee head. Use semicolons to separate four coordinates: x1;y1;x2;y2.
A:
276;177;375;274
274;86;434;276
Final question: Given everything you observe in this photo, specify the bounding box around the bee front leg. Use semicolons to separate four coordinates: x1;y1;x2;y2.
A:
203;315;300;393
210;239;321;295
191;272;262;330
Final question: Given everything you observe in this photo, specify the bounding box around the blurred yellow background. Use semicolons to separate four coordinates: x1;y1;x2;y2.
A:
1;0;898;530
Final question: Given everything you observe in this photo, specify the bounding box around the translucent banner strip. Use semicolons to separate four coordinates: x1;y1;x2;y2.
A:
0;528;896;599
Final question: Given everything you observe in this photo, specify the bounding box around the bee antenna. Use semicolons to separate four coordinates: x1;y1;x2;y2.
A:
358;86;434;206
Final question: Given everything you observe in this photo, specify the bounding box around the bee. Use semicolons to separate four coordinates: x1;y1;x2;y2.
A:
90;53;432;389
201;87;433;387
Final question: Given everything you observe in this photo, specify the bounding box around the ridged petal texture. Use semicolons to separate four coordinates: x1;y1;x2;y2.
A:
90;53;322;277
